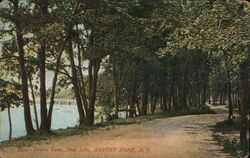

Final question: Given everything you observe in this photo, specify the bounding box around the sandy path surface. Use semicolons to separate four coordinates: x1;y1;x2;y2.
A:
0;113;231;158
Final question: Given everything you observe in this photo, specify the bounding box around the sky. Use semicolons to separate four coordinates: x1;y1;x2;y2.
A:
0;0;105;90
0;0;54;88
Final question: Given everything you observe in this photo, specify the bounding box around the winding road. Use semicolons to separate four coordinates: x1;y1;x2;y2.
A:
0;106;231;158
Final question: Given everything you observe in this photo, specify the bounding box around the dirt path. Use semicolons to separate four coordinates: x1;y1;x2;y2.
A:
0;112;231;158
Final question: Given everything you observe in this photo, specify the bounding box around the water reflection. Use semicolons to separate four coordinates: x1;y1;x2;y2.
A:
0;104;79;142
0;104;127;142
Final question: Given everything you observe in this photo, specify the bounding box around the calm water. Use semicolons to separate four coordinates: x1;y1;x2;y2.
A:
0;104;79;142
0;104;126;142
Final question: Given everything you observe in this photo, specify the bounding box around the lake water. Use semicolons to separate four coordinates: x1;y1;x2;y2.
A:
0;104;81;142
0;104;127;142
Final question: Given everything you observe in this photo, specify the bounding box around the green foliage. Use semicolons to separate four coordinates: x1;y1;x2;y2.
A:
0;1;249;152
96;69;115;121
52;88;75;99
167;105;216;116
215;118;250;132
161;0;249;54
214;118;250;158
0;78;22;111
222;138;248;158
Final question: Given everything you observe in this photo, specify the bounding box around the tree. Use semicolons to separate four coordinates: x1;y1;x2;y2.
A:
239;55;250;151
0;79;22;140
0;0;35;134
161;0;249;120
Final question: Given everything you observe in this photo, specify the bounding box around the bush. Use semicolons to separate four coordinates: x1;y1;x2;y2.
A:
222;139;248;158
178;105;216;115
215;118;249;131
95;105;115;123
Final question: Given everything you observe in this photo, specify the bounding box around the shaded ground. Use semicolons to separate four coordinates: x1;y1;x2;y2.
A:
0;110;231;158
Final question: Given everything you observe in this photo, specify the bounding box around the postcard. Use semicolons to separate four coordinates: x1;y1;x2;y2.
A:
0;0;249;158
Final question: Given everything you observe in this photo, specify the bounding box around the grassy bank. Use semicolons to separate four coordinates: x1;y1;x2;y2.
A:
0;105;215;148
213;118;249;158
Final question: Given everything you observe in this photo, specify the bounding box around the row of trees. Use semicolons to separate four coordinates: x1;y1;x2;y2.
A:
0;0;249;150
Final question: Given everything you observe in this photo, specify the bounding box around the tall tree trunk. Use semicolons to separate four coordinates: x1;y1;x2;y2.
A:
208;89;211;104
224;52;234;122
47;0;81;129
202;78;208;105
238;91;241;113
212;92;216;105
197;85;201;107
141;77;150;115
85;59;101;125
28;75;39;130
219;87;223;105
75;32;89;114
172;84;178;111
136;97;141;116
181;81;188;109
239;58;249;151
113;66;120;118
128;69;137;117
7;104;12;141
150;93;154;114
227;69;233;122
151;94;158;114
14;13;34;134
48;34;69;129
162;87;167;111
202;53;209;105
39;44;50;132
27;0;50;133
169;87;173;110
68;30;85;125
222;92;226;105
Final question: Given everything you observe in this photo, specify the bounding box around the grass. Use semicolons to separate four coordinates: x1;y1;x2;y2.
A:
176;105;216;115
221;138;249;158
213;118;249;158
0;105;215;148
215;118;249;131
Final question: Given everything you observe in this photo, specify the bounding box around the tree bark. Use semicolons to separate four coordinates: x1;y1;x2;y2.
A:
68;30;85;125
141;77;150;115
76;32;89;113
113;65;120;118
227;69;233;122
239;58;249;151
136;97;142;116
13;2;34;134
8;104;12;141
28;75;39;130
223;52;233;122
39;44;50;132
85;59;101;125
48;34;70;129
202;77;208;105
47;0;81;129
128;69;137;117
151;94;158;114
